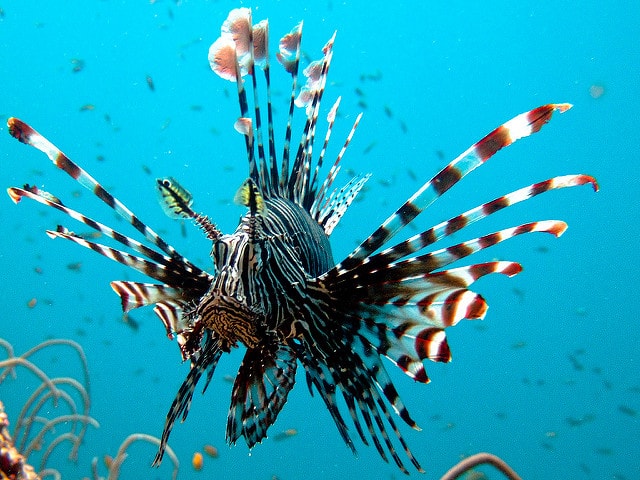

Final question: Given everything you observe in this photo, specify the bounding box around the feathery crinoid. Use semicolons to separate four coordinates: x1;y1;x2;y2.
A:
6;7;597;475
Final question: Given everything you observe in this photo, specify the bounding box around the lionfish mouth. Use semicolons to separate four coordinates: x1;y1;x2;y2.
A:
6;6;597;475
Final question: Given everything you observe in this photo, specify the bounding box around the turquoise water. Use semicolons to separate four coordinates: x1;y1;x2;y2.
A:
1;1;637;479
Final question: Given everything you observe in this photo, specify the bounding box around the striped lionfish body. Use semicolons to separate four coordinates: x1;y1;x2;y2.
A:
7;8;597;474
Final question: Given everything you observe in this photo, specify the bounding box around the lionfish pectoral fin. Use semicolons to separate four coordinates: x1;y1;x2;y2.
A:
292;319;423;474
327;260;523;383
226;340;297;447
153;334;223;467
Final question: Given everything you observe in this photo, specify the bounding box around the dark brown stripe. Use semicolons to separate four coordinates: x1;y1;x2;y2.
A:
433;164;462;195
482;195;510;215
475;125;510;161
527;104;554;134
56;153;82;180
445;214;468;236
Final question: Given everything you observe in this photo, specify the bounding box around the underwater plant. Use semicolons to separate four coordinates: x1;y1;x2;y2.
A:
0;338;97;478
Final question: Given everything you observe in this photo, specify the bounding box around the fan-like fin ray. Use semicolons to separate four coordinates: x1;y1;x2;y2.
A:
338;104;575;271
7;117;197;267
226;341;297;447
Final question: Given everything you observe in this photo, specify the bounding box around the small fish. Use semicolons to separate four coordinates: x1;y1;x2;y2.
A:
191;451;203;470
67;261;82;272
71;58;85;73
273;428;298;441
6;7;597;475
156;177;194;219
617;405;637;417
203;444;219;458
146;75;155;91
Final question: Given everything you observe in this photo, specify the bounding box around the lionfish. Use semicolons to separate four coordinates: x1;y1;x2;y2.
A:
6;8;597;474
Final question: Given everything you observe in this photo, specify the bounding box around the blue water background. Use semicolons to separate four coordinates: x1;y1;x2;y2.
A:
1;1;637;479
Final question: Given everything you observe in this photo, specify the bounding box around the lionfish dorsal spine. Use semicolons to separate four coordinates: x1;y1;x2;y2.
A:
277;21;303;195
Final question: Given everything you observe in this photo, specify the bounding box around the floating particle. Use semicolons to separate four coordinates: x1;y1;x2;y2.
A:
398;119;408;133
383;105;393;118
545;431;557;438
568;354;584;371
512;287;525;300
192;451;204;471
406;169;417;181
362;141;377;154
96;154;105;162
142;164;152;175
80;104;95;112
589;84;605;99
71;58;85;73
359;70;382;82
617;405;637;417
535;245;549;254
511;340;526;349
354;87;365;97
223;374;234;383
273;428;298;441
190;104;203;111
357;100;368;110
579;463;591;474
27;297;37;308
203;444;219;458
67;261;82;272
540;441;554;451
566;413;595;427
146;75;155;91
594;447;613;456
34;266;43;274
575;306;588;316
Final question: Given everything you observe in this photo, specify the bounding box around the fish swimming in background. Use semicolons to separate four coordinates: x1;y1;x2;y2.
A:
6;8;597;474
